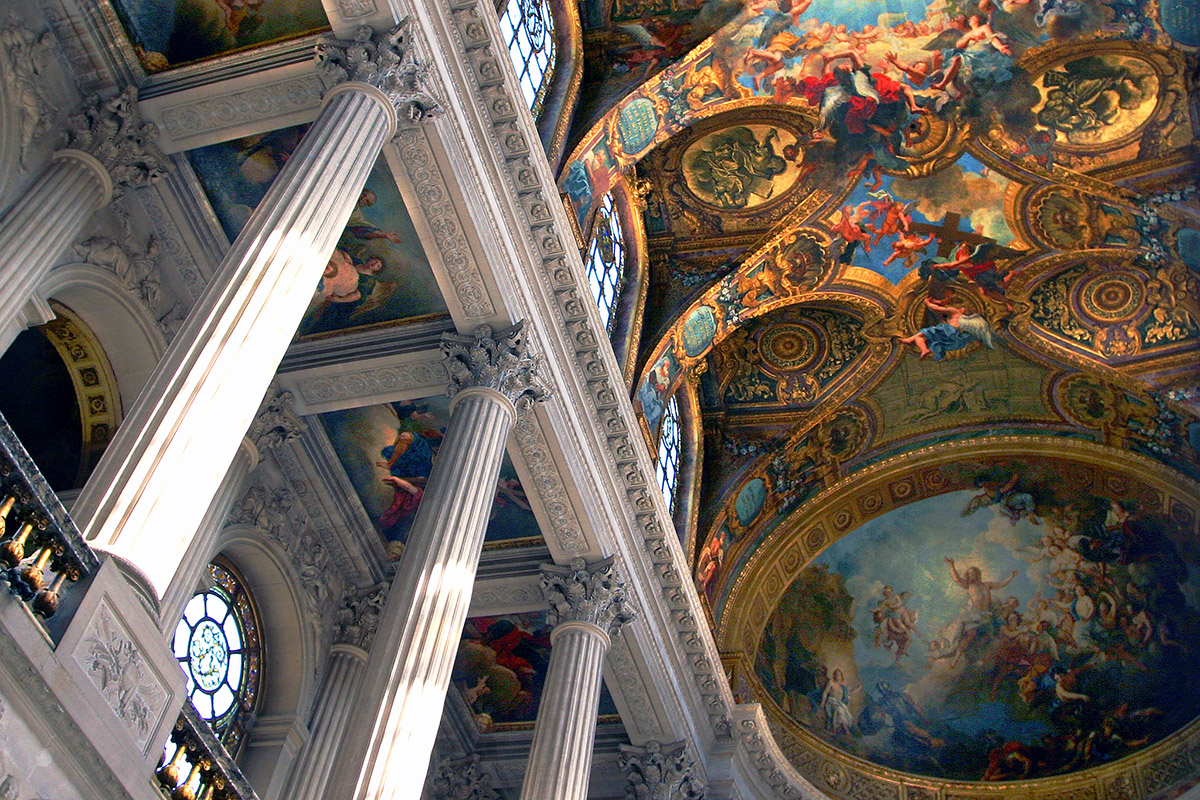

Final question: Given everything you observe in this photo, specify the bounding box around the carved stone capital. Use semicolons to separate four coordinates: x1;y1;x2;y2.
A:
441;320;552;411
314;20;441;124
618;740;706;800
334;582;387;650
61;87;170;195
248;388;304;459
540;556;635;638
425;755;498;800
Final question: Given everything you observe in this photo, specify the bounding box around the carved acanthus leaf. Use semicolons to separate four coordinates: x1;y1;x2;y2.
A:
441;320;552;410
425;755;499;800
314;20;441;123
334;582;388;650
248;388;304;458
619;740;706;800
540;556;635;638
62;87;170;193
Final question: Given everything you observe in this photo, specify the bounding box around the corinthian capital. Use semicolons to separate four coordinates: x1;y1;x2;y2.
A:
314;19;441;123
441;320;551;411
425;755;498;800
61;87;170;194
619;740;706;800
540;556;635;638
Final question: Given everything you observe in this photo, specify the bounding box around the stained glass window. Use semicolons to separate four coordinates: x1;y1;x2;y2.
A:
172;561;261;748
499;0;556;118
585;193;626;334
656;394;682;512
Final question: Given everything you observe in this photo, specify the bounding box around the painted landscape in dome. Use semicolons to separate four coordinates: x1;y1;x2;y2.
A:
319;399;542;557
112;0;328;70
189;126;447;338
754;465;1200;782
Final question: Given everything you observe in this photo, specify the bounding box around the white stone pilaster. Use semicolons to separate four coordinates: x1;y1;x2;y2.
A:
519;557;635;800
71;23;439;603
285;583;386;800
328;323;549;800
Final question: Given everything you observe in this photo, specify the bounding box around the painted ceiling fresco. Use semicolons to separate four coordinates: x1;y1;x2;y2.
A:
754;462;1200;783
319;398;543;560
189;126;448;339
111;0;329;71
568;0;1200;792
452;611;619;730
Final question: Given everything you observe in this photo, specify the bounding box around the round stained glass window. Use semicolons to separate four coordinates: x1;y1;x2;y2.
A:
173;561;261;747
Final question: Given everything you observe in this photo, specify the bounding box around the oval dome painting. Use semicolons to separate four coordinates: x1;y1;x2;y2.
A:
754;464;1200;782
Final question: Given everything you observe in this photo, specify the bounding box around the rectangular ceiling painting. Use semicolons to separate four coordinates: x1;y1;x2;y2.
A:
188;125;448;338
454;611;620;729
319;398;543;559
111;0;329;70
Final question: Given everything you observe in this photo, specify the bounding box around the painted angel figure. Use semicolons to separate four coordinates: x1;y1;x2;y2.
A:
897;297;995;360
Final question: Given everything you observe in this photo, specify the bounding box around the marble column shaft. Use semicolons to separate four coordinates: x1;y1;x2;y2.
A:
520;621;611;800
331;388;518;800
0;151;110;347
520;557;635;800
287;644;369;800
0;86;168;351
71;83;394;600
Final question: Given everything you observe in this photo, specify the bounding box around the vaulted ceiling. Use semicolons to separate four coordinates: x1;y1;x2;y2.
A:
562;0;1200;796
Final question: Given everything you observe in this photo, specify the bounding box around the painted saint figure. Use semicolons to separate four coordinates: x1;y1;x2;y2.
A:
898;297;995;360
929;558;1017;666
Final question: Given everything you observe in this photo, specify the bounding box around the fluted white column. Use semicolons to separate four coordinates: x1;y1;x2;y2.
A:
289;646;369;800
0;87;167;350
155;436;259;630
286;584;386;800
520;557;635;800
328;323;549;800
71;24;440;602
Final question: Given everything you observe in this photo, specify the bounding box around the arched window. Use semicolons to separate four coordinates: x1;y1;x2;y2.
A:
656;394;682;512
172;560;262;749
499;0;557;118
585;192;626;333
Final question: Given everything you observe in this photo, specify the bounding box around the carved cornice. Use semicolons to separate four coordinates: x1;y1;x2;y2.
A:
392;124;495;319
510;413;588;555
440;0;739;770
618;740;706;800
62;87;170;195
441;321;552;410
540;556;635;638
314;21;441;123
